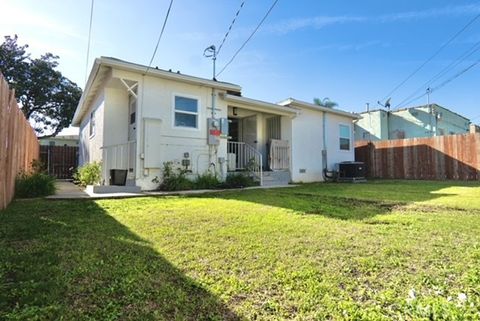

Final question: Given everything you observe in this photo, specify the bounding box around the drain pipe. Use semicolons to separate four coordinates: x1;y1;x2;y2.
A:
322;111;336;181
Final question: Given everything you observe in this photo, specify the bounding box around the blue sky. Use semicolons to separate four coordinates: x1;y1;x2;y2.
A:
2;0;480;129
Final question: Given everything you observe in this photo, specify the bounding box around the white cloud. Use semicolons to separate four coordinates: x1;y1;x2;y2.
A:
266;4;480;35
267;15;366;34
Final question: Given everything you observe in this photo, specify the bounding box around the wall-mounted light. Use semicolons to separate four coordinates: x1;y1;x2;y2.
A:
233;107;238;116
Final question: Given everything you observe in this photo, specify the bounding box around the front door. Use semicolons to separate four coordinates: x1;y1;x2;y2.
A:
242;115;257;148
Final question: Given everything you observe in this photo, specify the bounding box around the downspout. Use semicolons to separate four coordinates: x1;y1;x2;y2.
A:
322;111;327;169
322;111;338;181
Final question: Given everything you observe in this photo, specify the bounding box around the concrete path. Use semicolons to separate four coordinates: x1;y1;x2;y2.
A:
46;181;90;199
47;180;297;200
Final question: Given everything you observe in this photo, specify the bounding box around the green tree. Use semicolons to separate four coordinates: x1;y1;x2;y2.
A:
0;35;82;137
313;97;338;108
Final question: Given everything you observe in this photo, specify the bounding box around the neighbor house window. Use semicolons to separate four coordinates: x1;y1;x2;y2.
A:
89;110;96;136
339;124;351;150
174;96;198;128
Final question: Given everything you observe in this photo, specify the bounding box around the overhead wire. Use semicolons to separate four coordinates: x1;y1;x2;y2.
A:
395;39;480;109
146;0;174;74
216;1;246;56
216;0;279;77
398;57;480;108
84;0;95;85
379;12;480;104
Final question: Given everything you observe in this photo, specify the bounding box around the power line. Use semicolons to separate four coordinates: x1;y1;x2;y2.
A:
146;0;174;73
379;12;480;104
217;1;246;56
399;57;480;108
216;0;279;77
395;39;480;109
84;0;95;85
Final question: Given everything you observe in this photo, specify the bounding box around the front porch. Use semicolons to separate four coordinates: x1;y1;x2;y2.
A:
225;101;293;185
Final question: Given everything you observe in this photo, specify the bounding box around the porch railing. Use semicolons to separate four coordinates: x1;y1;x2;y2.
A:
227;141;263;185
100;141;136;185
269;139;290;170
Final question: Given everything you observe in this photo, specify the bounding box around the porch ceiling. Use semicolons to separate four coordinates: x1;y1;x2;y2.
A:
221;93;298;117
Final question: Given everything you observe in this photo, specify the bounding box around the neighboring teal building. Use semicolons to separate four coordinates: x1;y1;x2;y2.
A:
354;104;471;141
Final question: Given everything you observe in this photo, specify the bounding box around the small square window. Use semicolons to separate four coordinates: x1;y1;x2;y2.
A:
174;96;198;129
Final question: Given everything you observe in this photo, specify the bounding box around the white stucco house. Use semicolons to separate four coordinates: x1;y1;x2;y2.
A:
72;57;360;190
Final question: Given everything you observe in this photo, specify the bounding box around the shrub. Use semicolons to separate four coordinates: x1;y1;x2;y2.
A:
222;173;257;189
160;162;193;191
15;172;56;198
75;162;102;187
194;172;221;190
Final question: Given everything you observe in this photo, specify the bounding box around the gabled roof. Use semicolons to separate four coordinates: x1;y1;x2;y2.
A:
72;57;242;126
278;98;361;119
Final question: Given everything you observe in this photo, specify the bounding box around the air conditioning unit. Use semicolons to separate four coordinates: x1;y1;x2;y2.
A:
336;161;366;182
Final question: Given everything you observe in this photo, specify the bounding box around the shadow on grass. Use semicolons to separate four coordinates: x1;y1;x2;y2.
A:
0;200;240;320
198;180;468;220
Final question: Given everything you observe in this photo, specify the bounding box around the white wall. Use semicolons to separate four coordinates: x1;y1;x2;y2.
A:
103;87;129;147
288;108;356;183
289;108;325;182
110;70;229;190
325;113;355;170
78;92;105;166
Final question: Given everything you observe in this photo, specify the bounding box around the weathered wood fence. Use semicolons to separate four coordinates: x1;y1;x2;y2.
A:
40;145;79;179
355;133;480;180
0;73;39;210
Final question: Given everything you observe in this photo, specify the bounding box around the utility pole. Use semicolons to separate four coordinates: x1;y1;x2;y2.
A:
426;87;435;136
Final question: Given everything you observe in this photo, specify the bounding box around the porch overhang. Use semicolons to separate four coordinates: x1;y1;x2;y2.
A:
221;93;298;117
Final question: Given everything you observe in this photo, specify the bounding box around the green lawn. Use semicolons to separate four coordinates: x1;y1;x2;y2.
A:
1;180;480;320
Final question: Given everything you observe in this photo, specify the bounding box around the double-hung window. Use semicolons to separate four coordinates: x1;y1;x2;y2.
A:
174;96;198;129
339;124;351;151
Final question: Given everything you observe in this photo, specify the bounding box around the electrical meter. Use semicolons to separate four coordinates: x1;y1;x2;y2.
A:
207;118;221;145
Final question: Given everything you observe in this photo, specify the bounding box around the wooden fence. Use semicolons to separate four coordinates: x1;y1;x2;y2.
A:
40;145;79;179
0;74;39;210
355;133;480;180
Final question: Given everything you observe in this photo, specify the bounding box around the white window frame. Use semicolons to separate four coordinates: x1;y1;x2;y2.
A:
172;93;200;131
89;110;96;138
339;123;351;151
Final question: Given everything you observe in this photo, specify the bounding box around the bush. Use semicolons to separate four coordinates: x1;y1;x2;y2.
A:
194;172;221;190
222;173;257;189
74;162;102;187
15;172;56;198
159;162;193;191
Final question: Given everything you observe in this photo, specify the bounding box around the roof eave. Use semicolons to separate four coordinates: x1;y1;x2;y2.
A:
99;57;242;92
279;98;361;119
221;93;298;116
71;58;102;126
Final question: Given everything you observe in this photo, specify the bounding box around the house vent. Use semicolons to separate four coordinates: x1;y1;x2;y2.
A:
299;169;306;173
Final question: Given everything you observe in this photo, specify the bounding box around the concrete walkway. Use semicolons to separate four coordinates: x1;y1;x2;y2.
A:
47;181;297;200
46;181;90;199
